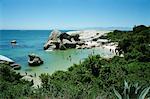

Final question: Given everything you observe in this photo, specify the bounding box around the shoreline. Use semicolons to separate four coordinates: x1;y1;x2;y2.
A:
1;29;119;87
18;45;117;88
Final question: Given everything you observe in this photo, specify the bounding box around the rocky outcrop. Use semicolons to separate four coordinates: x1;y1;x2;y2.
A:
71;34;80;41
59;39;77;50
43;30;110;50
44;30;81;50
59;33;72;42
0;55;21;70
10;63;21;70
11;40;17;44
28;54;43;66
59;33;80;42
44;30;60;50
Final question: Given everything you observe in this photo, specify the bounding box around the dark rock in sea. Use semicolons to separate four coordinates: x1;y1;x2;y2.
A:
44;44;51;50
11;64;21;70
11;40;17;44
28;54;43;66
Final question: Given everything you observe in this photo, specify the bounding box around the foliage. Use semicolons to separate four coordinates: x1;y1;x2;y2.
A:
39;55;150;98
107;25;150;62
0;64;33;99
113;81;150;99
38;25;150;98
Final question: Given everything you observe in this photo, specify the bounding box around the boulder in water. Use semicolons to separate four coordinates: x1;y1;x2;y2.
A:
28;54;43;66
10;63;21;70
44;30;61;50
11;40;17;44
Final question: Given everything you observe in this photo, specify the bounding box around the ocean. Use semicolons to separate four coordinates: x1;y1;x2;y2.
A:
0;30;113;75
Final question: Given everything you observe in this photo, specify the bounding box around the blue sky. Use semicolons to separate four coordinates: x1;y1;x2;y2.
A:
0;0;150;29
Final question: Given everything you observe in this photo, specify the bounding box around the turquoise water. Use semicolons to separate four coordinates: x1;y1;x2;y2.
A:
0;30;113;75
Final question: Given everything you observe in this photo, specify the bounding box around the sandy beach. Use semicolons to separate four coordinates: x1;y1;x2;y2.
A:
67;30;118;52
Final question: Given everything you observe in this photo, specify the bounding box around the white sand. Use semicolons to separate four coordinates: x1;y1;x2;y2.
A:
103;45;117;50
67;30;119;56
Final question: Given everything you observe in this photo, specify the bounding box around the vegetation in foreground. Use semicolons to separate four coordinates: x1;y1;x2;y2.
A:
0;25;150;99
0;64;33;98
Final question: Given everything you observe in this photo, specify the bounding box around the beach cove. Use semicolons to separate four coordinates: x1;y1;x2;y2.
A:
0;30;114;76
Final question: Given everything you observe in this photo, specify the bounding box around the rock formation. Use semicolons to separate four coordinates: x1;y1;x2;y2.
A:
44;30;60;50
43;30;110;50
11;40;17;44
10;63;21;70
44;30;82;50
0;55;21;70
28;54;43;66
59;33;72;42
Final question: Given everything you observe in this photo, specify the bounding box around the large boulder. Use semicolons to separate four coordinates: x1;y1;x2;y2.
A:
59;33;72;42
71;34;80;41
28;54;43;66
48;29;61;41
44;30;101;50
10;63;21;70
59;39;76;50
11;40;17;44
59;33;80;42
59;44;67;50
44;31;78;50
63;39;76;48
44;30;61;50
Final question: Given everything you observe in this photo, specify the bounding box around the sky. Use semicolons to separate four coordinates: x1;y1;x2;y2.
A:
0;0;150;30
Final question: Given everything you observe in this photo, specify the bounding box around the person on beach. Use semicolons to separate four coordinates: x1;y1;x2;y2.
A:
69;55;72;61
92;50;95;55
34;73;36;77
